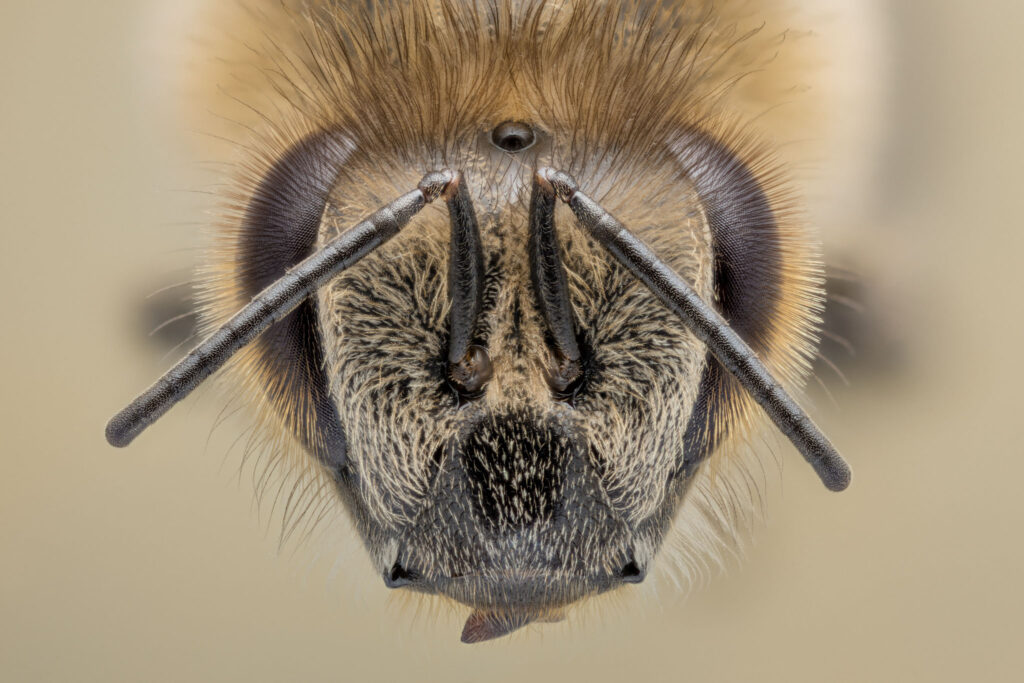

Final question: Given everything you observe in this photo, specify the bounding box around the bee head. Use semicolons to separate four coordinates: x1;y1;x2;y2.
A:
107;0;848;643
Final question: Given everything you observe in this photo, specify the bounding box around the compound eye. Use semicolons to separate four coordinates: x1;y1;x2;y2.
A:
449;345;493;401
490;121;536;153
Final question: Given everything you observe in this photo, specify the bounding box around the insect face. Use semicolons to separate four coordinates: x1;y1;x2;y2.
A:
318;142;714;630
109;0;850;643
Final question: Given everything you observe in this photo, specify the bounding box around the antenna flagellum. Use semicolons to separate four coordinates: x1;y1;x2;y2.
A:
537;167;851;491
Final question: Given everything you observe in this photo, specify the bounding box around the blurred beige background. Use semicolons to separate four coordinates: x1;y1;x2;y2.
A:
2;1;1022;681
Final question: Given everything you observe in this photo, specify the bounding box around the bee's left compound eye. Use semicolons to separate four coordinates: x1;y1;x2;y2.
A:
449;345;493;401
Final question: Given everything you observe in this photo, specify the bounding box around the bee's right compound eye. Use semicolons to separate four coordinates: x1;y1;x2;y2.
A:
449;345;493;401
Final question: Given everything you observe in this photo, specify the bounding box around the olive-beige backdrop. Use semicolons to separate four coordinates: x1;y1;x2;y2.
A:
2;1;1021;681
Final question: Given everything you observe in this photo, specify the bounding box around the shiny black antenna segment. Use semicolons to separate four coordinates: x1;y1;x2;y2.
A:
105;170;456;449
537;168;851;492
444;173;486;367
529;172;583;391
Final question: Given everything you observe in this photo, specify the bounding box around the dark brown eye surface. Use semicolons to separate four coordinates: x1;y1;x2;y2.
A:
672;128;786;477
490;121;536;152
234;131;353;468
